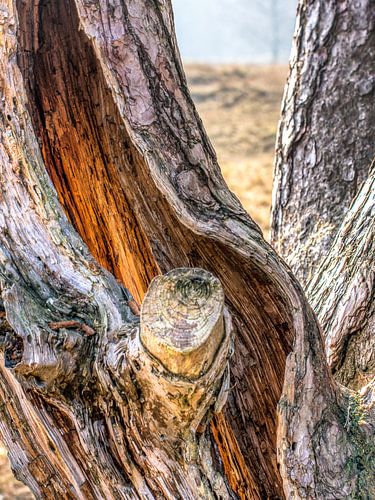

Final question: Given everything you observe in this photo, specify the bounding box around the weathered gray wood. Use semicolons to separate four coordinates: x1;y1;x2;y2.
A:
308;165;374;389
271;0;375;286
0;0;373;498
0;3;234;496
15;0;305;495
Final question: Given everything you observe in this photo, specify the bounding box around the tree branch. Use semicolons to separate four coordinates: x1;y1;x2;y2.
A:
308;164;375;389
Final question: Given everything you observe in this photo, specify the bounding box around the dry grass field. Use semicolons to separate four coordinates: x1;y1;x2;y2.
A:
186;63;287;237
0;64;287;498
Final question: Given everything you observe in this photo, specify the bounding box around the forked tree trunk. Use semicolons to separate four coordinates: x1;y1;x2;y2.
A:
0;0;374;499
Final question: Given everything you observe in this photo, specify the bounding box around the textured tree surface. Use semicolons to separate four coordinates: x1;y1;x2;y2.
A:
271;2;375;497
277;170;375;499
308;164;374;390
0;0;374;499
271;0;375;286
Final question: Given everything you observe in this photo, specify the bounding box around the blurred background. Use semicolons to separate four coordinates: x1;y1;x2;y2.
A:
173;0;297;64
1;1;297;498
173;0;297;237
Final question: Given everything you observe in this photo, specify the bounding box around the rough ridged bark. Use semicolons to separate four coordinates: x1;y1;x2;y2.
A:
0;76;234;497
276;170;375;498
271;0;375;287
308;165;374;390
0;0;374;498
277;314;375;499
1;0;300;498
272;2;375;496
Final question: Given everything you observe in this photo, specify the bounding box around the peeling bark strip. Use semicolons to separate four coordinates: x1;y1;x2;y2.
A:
272;0;375;286
308;166;375;389
49;321;96;337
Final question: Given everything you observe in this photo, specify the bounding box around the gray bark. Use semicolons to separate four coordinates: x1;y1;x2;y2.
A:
277;168;375;499
13;0;303;496
272;2;375;497
271;0;375;287
0;76;233;496
0;0;305;497
0;0;373;499
308;164;374;390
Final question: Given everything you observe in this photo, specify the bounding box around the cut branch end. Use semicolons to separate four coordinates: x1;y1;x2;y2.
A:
140;268;225;379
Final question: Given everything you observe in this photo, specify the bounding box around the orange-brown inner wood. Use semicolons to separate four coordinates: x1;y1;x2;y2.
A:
18;0;159;304
16;1;292;498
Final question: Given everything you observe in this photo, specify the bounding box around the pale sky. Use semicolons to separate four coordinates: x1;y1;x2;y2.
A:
172;0;298;64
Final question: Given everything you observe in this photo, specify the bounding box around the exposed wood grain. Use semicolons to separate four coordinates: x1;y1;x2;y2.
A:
308;166;375;389
1;2;236;496
140;268;225;379
16;0;300;496
0;0;373;498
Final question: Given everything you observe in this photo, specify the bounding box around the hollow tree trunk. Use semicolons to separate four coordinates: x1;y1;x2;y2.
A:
0;0;299;497
0;0;374;499
5;1;298;497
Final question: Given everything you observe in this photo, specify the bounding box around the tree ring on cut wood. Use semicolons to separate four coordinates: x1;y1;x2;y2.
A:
140;268;225;379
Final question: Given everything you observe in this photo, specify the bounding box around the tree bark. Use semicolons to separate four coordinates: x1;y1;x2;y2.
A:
271;0;375;287
277;169;375;498
0;81;233;496
271;2;375;497
0;0;373;499
11;0;302;497
308;163;374;390
1;0;299;497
